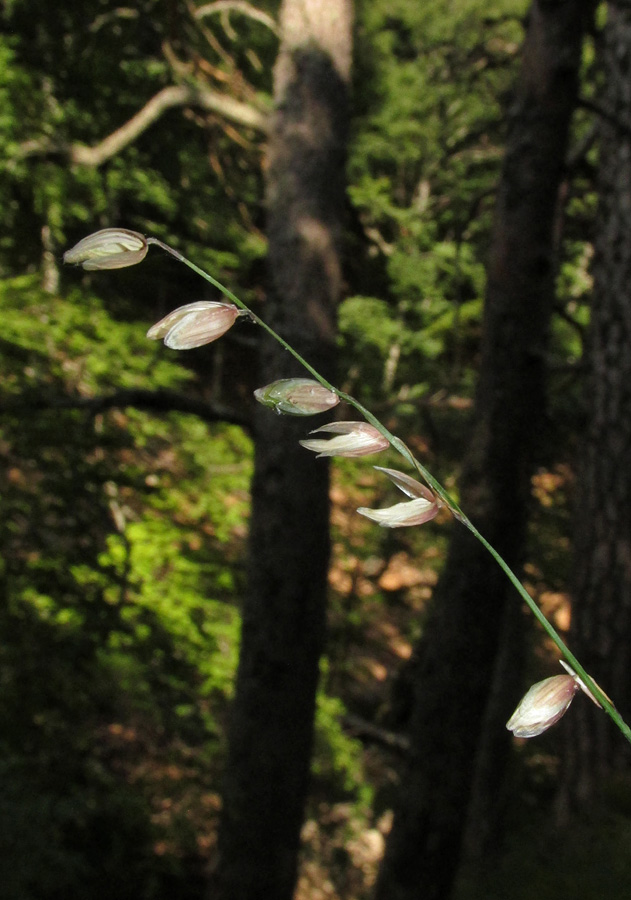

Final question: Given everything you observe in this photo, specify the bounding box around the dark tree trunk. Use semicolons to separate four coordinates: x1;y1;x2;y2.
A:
557;4;631;817
374;3;589;899
211;3;352;900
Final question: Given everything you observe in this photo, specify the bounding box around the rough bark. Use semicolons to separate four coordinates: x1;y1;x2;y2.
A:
557;4;631;817
374;3;589;899
211;3;352;900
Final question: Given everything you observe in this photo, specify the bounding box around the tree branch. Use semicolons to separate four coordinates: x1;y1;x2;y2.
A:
194;0;279;35
1;388;250;429
578;95;631;141
341;713;411;755
19;83;268;167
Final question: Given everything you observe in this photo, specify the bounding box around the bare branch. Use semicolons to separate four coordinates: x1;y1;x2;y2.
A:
341;713;411;755
19;83;268;167
578;95;631;141
89;7;139;33
194;1;279;36
1;387;250;430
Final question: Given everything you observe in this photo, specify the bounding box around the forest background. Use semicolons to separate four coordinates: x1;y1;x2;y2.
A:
2;1;631;899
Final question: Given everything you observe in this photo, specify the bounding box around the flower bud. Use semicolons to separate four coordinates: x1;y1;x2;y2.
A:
146;301;243;349
506;674;578;738
357;467;440;528
299;421;390;458
254;379;340;416
64;228;148;270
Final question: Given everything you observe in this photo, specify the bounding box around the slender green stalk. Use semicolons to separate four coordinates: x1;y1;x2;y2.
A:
151;238;631;747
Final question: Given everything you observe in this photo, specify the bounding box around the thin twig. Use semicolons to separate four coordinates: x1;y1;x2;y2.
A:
194;0;280;36
0;388;250;429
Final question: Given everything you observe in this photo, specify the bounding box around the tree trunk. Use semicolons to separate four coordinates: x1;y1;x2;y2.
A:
374;3;589;899
557;4;631;818
211;3;352;900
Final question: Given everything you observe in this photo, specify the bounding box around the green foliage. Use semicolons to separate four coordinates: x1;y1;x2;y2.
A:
0;0;270;288
0;275;189;392
348;0;526;408
313;662;373;808
0;274;250;896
